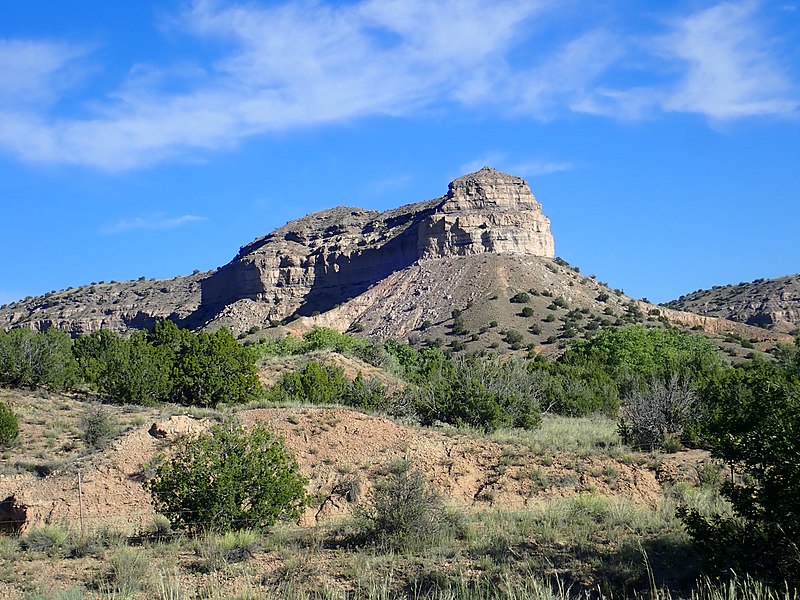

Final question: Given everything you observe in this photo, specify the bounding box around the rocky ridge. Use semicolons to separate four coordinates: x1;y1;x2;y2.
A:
667;274;800;334
0;167;792;355
198;167;554;324
0;273;206;337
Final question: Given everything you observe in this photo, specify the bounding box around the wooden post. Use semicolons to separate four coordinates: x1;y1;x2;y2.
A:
77;470;85;544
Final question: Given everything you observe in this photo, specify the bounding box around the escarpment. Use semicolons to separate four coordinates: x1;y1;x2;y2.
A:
198;167;555;322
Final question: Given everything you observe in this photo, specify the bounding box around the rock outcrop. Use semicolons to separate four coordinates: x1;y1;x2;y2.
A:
667;274;800;334
0;273;205;336
199;167;554;323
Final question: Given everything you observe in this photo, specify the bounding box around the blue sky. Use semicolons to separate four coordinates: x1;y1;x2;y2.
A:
1;0;799;306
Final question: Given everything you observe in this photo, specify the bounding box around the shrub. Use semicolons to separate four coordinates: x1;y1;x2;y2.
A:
561;326;725;394
341;374;387;411
0;402;19;446
171;329;261;407
618;374;698;451
0;328;77;390
22;525;71;553
267;361;348;404
521;307;535;318
354;462;457;551
681;362;800;586
73;329;171;405
509;292;530;304
146;422;307;533
406;355;540;431
530;362;619;416
79;403;117;449
505;330;524;345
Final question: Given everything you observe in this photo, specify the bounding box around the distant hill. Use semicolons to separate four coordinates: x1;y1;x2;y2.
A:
0;167;791;356
666;274;800;335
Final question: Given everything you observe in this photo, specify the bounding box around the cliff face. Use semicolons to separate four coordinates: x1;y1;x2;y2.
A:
0;167;556;335
199;167;555;322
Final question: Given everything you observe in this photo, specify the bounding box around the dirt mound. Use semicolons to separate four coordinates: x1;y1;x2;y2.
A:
4;407;695;534
1;416;208;535
242;409;664;524
259;350;406;392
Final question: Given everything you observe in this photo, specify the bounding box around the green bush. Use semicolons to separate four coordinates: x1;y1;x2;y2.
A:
529;362;619;417
354;462;458;551
74;323;261;407
170;329;261;407
561;326;724;394
268;361;348;404
341;374;387;411
681;362;800;586
509;292;530;304
146;422;307;533
79;403;117;449
405;355;540;431
0;402;19;446
0;328;77;390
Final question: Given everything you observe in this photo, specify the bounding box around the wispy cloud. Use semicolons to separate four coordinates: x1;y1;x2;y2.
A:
363;173;414;196
660;1;798;119
0;39;90;107
0;1;796;170
573;1;799;121
100;213;207;235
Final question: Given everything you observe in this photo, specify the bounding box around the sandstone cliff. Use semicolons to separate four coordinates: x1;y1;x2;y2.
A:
198;167;554;324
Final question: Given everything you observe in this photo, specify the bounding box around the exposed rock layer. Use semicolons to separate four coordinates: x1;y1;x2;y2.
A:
199;167;555;322
667;274;800;334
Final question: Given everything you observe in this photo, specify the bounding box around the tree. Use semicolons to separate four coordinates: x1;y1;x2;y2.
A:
170;329;261;407
74;330;172;405
529;361;620;416
146;422;307;533
267;361;348;404
618;374;698;450
680;362;800;586
0;402;19;447
562;326;724;393
509;292;530;304
0;328;77;390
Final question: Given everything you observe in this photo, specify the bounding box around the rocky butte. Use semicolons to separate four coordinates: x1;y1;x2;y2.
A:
198;167;555;324
0;168;555;335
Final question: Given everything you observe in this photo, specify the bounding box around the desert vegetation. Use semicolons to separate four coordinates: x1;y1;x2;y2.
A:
0;322;798;598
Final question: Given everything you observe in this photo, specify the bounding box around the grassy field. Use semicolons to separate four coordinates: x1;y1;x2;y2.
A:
0;390;792;599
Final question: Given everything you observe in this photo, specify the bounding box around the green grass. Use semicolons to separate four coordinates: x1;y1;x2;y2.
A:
489;414;625;456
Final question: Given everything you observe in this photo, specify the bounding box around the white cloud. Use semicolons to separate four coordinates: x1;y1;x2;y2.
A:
0;0;551;169
572;1;799;121
0;0;796;170
0;40;89;107
100;213;207;234
459;152;509;176
660;1;798;119
507;160;575;177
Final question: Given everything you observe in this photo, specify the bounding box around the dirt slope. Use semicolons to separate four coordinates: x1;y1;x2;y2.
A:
1;407;704;535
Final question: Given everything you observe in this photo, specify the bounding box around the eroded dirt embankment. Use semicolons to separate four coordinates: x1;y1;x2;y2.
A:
2;408;704;534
